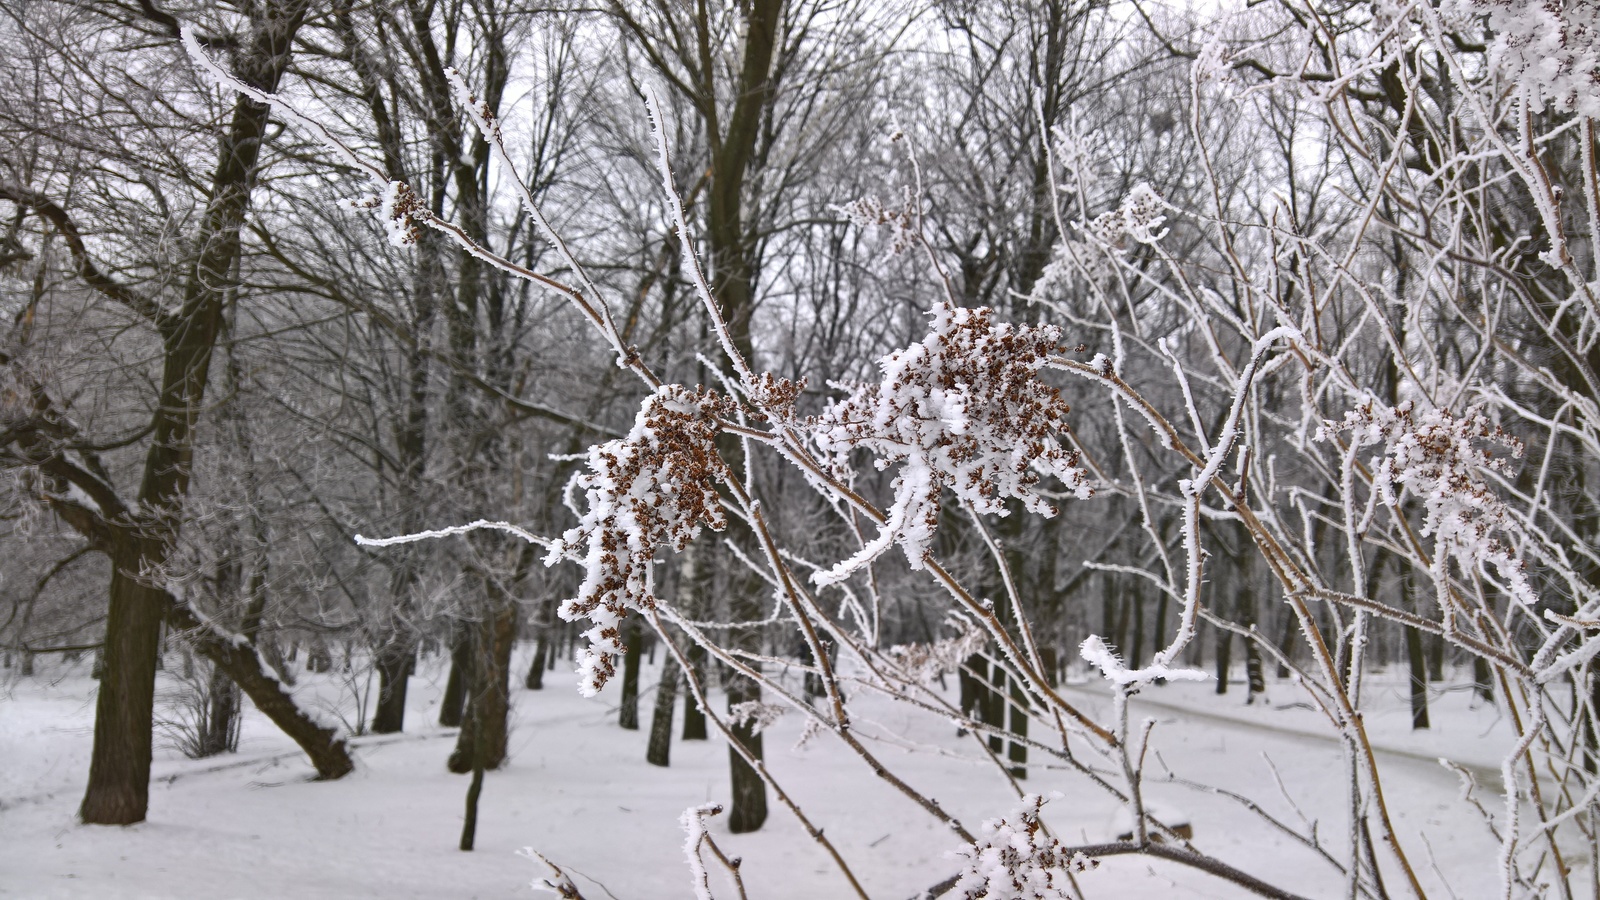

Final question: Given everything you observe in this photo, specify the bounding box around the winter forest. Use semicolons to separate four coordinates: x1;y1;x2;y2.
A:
2;0;1599;897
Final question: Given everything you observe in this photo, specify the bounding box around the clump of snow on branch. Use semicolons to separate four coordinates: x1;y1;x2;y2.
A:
950;795;1098;900
344;181;424;248
1442;0;1600;119
729;700;787;736
834;185;919;257
811;303;1090;584
884;616;988;686
680;802;726;900
1080;635;1207;690
544;385;736;694
1318;401;1533;605
1086;183;1170;248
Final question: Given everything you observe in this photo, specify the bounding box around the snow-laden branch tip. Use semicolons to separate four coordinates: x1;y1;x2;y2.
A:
1080;635;1206;690
354;519;551;549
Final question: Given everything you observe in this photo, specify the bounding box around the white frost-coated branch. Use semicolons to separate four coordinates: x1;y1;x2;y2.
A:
354;519;551;549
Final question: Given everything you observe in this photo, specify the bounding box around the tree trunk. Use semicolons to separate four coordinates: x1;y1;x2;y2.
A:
725;574;767;833
525;633;548;690
440;626;469;728
618;613;643;730
80;544;166;824
1214;625;1231;695
198;660;240;757
448;602;518;774
1006;669;1028;779
371;641;414;734
166;602;353;778
647;652;680;767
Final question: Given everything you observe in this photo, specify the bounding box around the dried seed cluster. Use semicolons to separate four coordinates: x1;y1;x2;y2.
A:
812;303;1091;582
545;385;736;694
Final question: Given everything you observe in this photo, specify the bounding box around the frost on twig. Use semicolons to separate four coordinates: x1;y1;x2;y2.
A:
729;700;787;736
811;303;1090;584
1080;635;1206;691
1318;401;1533;606
950;794;1097;900
544;385;736;694
884;616;988;686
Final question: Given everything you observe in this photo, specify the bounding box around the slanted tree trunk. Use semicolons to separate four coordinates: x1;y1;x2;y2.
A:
647;652;680;767
166;602;353;778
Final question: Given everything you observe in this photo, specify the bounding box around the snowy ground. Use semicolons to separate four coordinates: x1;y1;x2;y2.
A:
0;651;1552;899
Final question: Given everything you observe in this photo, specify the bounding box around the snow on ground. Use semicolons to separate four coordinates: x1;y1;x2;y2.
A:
0;652;1547;898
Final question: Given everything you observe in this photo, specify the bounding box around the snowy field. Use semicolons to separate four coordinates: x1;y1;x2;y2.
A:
0;651;1545;899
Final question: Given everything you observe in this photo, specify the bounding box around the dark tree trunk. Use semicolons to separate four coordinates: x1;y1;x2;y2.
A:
524;634;547;690
1214;626;1231;695
681;642;708;741
75;0;312;826
1006;670;1028;779
198;661;240;757
618;614;643;730
1400;563;1430;729
440;626;470;728
448;602;518;774
647;652;680;767
1275;612;1296;679
371;642;414;734
80;545;166;825
1426;633;1444;682
1474;657;1495;703
726;668;767;833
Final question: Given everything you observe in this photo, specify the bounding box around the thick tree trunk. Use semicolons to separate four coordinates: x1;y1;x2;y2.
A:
618;614;642;730
371;642;414;734
80;545;166;824
448;602;517;774
647;652;680;767
725;574;767;833
1006;670;1028;779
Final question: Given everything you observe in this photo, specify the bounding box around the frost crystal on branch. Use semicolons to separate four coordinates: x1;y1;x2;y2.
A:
812;304;1090;583
545;385;735;693
885;617;988;686
951;795;1096;900
1319;401;1533;604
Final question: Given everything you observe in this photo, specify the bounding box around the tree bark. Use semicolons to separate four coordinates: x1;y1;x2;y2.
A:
448;602;517;774
618;613;643;730
371;642;414;734
440;625;469;728
647;652;680;767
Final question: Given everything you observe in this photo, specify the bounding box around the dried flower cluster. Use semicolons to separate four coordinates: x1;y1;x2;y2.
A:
545;385;736;693
1320;401;1532;604
884;617;988;686
1085;183;1170;247
812;304;1090;584
951;795;1096;900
